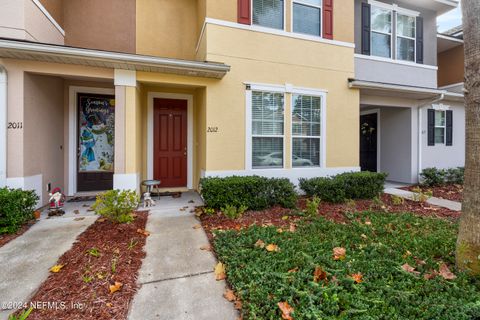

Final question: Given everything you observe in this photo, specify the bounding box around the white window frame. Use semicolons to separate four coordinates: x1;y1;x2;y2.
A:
251;0;287;32
291;0;323;38
370;5;393;59
434;110;446;145
291;94;323;168
395;11;416;62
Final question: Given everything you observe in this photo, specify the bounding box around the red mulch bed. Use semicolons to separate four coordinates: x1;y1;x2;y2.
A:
402;185;463;202
14;212;149;320
200;194;460;237
0;220;37;248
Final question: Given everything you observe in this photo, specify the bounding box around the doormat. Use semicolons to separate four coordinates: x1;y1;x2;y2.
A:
67;196;97;203
153;192;182;198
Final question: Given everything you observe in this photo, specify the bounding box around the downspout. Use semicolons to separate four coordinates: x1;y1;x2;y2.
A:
417;93;445;183
0;66;6;187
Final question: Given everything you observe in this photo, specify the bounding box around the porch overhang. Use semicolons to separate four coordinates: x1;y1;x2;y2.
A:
349;79;464;102
0;38;230;79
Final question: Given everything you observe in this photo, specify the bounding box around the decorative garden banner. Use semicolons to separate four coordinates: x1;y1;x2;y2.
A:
78;95;115;172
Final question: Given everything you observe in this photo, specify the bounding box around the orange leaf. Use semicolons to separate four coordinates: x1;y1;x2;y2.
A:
278;301;294;320
109;281;123;294
223;289;236;302
193;224;202;230
254;239;266;248
333;247;346;261
214;262;226;281
234;300;243;310
266;244;279;252
313;266;327;283
402;263;420;275
50;264;64;273
200;244;212;251
136;229;150;236
439;263;456;280
288;267;299;273
289;224;297;232
351;273;363;283
424;270;438;280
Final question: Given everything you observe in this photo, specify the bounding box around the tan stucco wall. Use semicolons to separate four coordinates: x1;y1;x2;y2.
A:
64;0;135;53
438;45;464;87
136;0;199;60
24;73;64;204
333;0;355;43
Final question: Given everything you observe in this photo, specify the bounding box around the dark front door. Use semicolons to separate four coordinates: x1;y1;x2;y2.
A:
77;93;115;192
360;113;378;172
154;98;188;188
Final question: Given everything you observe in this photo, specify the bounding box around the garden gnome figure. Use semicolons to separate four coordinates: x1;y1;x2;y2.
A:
143;192;156;208
48;187;66;216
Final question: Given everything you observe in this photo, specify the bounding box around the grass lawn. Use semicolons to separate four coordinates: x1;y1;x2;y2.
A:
214;211;480;319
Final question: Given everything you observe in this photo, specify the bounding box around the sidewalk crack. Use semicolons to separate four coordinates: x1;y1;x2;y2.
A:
140;270;214;286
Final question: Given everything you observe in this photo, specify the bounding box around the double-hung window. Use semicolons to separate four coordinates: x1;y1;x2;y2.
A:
434;110;446;144
370;6;392;58
292;95;321;167
396;13;416;62
252;91;285;168
252;0;284;30
292;0;322;37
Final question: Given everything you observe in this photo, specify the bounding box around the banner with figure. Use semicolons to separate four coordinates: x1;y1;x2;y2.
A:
78;94;115;172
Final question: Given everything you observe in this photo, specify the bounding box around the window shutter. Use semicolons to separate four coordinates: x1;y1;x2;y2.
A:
446;110;453;146
427;109;435;146
361;3;371;55
323;0;334;39
238;0;251;25
416;16;424;64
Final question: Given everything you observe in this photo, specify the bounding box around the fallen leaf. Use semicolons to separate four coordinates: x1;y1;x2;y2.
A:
109;281;123;294
214;262;226;281
106;303;113;308
234;300;242;310
200;244;212;251
137;229;150;236
289;224;297;232
97;218;106;222
424;270;438;280
439;263;457;280
278;301;294;320
361;234;368;239
277;228;284;233
288;267;299;273
313;266;327;283
266;244;279;252
254;239;265;248
351;273;363;283
73;210;80;214
415;257;426;266
223;289;236;302
364;219;372;225
50;264;64;273
402;263;420;275
193;224;202;230
333;247;346;261
402;250;412;259
282;216;289;221
113;248;120;255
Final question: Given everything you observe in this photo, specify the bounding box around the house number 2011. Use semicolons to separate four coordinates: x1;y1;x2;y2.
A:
8;122;23;129
207;127;218;133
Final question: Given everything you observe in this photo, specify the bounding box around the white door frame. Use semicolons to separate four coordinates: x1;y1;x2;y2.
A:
68;86;115;196
360;109;381;173
0;66;6;188
147;92;194;189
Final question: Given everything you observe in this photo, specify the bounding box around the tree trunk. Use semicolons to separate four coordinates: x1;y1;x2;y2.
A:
456;0;480;274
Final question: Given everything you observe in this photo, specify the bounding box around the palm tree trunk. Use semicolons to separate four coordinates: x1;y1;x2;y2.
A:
456;0;480;274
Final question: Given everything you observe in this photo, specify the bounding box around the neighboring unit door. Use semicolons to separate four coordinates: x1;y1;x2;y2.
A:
77;93;115;192
154;98;188;188
360;113;378;172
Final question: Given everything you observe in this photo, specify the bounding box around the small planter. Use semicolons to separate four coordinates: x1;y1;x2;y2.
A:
33;210;41;220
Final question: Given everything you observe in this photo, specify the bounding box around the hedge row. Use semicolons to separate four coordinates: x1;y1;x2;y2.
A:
0;187;38;234
421;167;464;186
299;172;387;203
199;176;297;210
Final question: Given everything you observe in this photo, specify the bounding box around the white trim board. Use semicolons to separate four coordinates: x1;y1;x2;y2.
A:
354;54;438;70
147;92;194;189
0;66;6;188
31;0;65;36
360;109;381;173
68;86;115;196
6;174;43;206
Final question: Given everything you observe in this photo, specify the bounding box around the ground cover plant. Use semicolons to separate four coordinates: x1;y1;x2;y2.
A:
13;211;149;320
213;212;480;320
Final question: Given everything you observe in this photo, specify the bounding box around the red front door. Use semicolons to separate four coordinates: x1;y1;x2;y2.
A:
154;98;188;188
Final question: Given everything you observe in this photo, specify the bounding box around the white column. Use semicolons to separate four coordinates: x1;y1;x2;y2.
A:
0;66;7;187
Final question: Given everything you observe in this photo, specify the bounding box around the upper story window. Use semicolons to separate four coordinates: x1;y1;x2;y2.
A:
396;13;416;62
371;6;392;58
252;0;284;30
293;0;322;37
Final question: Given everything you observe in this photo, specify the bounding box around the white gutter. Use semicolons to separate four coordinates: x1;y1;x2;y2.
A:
349;80;448;96
417;93;445;183
0;65;6;187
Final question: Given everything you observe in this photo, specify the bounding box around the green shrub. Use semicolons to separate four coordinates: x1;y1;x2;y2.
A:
200;176;297;210
92;189;139;223
299;172;387;203
420;167;465;186
304;196;321;217
222;204;248;219
445;167;464;184
0;187;38;234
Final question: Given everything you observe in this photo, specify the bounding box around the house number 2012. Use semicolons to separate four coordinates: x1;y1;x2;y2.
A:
8;122;23;129
207;127;218;133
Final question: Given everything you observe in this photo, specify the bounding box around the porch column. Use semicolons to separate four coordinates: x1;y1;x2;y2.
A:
113;69;140;192
0;66;6;187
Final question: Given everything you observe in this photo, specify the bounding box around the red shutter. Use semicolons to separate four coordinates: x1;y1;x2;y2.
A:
238;0;251;25
323;0;333;39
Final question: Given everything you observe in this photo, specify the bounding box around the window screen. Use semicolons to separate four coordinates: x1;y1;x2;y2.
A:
253;0;284;30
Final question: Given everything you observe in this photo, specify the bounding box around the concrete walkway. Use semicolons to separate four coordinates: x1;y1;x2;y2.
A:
128;192;238;320
0;201;97;320
384;181;462;211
